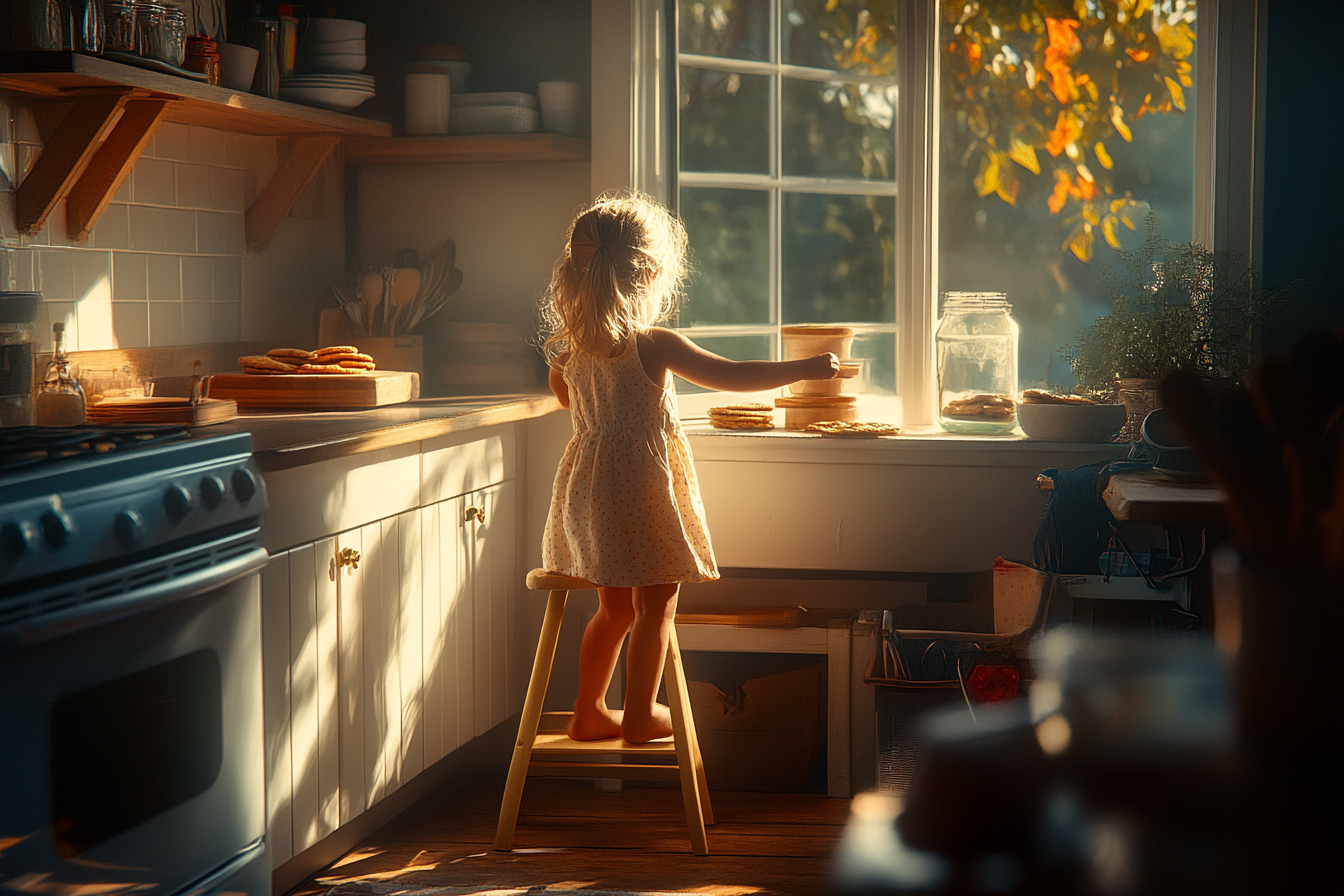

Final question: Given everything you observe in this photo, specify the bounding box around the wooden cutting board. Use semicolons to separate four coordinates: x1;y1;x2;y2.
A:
85;397;238;426
205;370;420;409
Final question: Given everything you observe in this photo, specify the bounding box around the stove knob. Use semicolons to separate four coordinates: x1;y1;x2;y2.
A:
201;475;226;508
231;468;259;504
40;508;74;549
164;485;194;523
1;520;35;560
115;509;147;549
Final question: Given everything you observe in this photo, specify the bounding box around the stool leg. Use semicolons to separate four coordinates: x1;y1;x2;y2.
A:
664;625;710;855
670;623;713;824
494;588;568;850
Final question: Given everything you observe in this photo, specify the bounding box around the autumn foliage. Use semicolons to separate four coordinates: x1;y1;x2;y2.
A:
942;0;1196;262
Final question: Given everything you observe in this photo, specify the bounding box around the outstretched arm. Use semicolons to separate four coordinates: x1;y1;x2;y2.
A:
642;327;838;392
549;352;571;408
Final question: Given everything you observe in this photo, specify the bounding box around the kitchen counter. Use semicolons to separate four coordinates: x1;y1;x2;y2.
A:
204;392;562;472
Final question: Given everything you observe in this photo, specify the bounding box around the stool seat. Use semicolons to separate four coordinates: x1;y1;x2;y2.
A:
494;569;713;855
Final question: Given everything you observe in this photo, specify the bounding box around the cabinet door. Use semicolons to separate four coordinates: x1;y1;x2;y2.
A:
464;481;518;734
260;551;293;866
424;497;471;763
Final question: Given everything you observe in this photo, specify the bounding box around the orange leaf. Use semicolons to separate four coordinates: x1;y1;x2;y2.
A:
1045;110;1083;157
1125;48;1152;62
1094;141;1114;169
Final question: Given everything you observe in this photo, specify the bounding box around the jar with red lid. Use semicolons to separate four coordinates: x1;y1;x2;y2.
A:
184;35;220;84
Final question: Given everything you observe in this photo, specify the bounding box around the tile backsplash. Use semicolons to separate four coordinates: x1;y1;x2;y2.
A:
1;92;344;356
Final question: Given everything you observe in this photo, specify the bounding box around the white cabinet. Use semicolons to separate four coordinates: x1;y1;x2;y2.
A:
260;429;522;868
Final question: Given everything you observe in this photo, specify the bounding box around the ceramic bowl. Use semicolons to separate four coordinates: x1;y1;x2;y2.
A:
278;84;374;112
304;18;366;42
296;52;366;73
302;37;365;54
1016;401;1126;442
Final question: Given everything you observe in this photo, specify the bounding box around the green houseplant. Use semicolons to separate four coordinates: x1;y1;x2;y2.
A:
1060;213;1279;437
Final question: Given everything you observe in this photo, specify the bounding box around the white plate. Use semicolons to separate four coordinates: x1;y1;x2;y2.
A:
294;53;366;73
301;37;365;54
282;75;374;88
453;91;537;109
279;85;374;111
448;105;538;134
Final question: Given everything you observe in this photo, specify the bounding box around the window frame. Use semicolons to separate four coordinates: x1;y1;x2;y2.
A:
593;0;1264;429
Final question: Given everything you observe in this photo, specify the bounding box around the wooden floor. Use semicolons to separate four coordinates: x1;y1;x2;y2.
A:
287;774;854;896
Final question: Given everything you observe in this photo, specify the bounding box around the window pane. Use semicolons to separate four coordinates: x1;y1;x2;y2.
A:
782;192;895;324
782;0;897;73
674;333;774;394
782;79;895;179
848;330;897;396
937;1;1199;388
680;187;771;327
679;0;771;61
680;67;771;174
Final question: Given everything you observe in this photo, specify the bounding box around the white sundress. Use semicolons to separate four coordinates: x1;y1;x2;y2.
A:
542;337;719;587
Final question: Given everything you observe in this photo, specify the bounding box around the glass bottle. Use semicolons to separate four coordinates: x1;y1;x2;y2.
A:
935;291;1019;434
35;322;87;427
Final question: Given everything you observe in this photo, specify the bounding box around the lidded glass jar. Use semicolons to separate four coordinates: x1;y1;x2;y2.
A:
35;322;86;427
935;291;1019;434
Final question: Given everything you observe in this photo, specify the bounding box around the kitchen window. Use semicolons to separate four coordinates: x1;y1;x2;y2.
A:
603;0;1261;427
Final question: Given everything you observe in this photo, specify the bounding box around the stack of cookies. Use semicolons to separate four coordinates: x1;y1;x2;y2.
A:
941;393;1016;421
237;346;378;375
708;404;775;430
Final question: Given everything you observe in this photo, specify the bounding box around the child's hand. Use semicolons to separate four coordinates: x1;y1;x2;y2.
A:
804;352;841;380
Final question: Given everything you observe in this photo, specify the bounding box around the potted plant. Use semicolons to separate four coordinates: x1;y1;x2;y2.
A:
1059;212;1281;439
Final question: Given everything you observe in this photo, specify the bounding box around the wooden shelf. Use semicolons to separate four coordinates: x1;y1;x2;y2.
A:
0;51;391;137
344;132;590;164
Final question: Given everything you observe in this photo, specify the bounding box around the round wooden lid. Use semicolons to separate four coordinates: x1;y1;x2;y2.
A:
774;394;859;408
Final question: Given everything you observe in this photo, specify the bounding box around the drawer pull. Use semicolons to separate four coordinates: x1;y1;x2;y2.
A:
338;547;361;571
465;505;486;526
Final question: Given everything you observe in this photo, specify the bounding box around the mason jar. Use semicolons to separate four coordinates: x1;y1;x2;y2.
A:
935;291;1019;434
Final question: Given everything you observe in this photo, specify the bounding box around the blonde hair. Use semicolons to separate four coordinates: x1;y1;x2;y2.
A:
539;191;687;362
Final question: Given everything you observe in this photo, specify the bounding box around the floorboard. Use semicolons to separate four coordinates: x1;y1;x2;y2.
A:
286;774;853;896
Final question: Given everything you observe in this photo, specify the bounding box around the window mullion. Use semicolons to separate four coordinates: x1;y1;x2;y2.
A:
769;0;782;355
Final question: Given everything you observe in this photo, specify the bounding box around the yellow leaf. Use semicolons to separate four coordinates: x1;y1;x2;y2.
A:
1120;215;1136;230
1009;138;1041;175
1084;79;1099;103
1110;198;1127;213
1165;76;1186;112
1103;215;1122;250
1153;19;1195;60
1095;141;1114;169
974;151;1001;198
1066;224;1094;262
1083;203;1100;226
1110;105;1132;142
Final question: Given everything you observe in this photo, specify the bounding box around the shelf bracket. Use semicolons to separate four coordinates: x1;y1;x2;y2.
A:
65;96;170;243
15;91;131;235
244;133;340;253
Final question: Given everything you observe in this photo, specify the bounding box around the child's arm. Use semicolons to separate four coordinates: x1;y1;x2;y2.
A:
549;352;571;408
642;327;838;391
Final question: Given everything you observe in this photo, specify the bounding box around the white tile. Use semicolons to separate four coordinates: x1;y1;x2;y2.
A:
37;250;74;300
182;301;215;343
149;301;184;346
111;174;132;203
38;302;75;352
153;123;191;161
73;252;111;302
92;203;131;249
128;205;166;252
132;157;176;206
197;210;245;255
214;302;242;341
112;301;150;348
209;167;246;211
146;254;180;300
43;204;76;248
175;163;213;209
181;255;213;300
163;209;198;254
112;252;148;300
213;256;242;302
188;126;229;167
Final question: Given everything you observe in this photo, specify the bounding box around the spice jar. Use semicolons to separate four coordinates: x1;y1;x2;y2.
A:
935;291;1019;434
184;35;220;84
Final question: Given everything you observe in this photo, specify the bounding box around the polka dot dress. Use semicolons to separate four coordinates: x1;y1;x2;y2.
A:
543;337;719;587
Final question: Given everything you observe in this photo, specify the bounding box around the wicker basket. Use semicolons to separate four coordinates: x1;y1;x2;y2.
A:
1115;377;1161;442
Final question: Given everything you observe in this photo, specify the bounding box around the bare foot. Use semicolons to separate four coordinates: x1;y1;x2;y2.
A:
622;702;674;744
567;704;623;741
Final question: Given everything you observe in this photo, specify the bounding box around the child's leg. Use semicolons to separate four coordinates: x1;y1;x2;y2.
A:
567;586;636;741
621;582;680;744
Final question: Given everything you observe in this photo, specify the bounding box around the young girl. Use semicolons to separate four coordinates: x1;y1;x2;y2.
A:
538;192;838;744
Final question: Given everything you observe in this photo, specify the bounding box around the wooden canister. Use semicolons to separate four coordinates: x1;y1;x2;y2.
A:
775;394;858;430
781;324;854;363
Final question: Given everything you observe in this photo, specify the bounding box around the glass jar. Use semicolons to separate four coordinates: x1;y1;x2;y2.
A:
159;3;186;65
103;0;137;53
34;322;87;427
134;1;165;59
184;35;220;84
935;291;1019;434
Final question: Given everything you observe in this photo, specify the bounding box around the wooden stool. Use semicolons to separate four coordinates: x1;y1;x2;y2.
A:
494;570;714;855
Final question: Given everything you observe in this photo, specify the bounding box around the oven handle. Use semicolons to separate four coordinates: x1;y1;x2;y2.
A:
5;542;269;646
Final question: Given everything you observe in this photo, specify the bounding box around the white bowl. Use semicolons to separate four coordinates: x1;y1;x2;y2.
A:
1016;401;1127;442
218;42;259;91
279;85;374;112
305;18;365;42
301;37;365;54
296;53;366;73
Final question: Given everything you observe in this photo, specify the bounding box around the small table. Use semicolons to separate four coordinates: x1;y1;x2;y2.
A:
1102;470;1228;526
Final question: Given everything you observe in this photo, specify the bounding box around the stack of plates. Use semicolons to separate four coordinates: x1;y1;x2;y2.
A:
448;91;539;135
279;72;375;111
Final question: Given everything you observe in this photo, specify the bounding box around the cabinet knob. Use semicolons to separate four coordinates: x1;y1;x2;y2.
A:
464;505;486;526
338;547;361;571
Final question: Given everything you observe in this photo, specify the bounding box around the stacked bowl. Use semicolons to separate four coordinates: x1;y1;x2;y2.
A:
282;18;374;112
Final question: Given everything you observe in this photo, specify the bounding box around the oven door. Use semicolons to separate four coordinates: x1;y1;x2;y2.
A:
0;526;269;896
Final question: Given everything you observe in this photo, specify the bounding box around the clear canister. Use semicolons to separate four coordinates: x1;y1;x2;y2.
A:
103;1;137;53
935;291;1019;434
